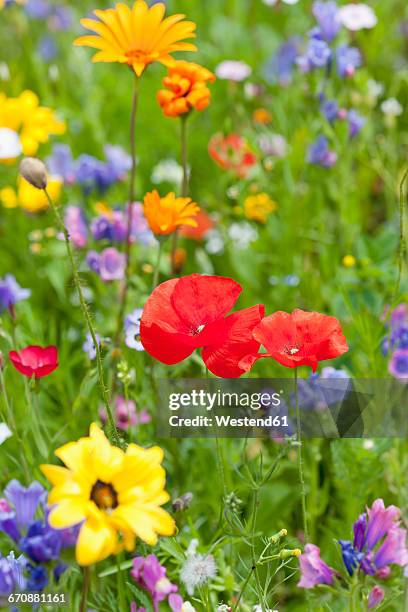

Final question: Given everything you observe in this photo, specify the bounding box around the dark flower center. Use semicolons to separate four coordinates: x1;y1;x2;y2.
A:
90;480;118;510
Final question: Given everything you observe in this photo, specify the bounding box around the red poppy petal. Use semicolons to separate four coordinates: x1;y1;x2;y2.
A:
140;322;195;365
40;346;58;367
171;274;242;331
252;311;297;353
34;363;59;378
202;305;265;378
18;346;42;368
9;351;34;378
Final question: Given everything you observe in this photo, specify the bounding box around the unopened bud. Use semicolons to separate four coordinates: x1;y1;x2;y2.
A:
19;157;48;190
270;528;288;544
279;548;301;560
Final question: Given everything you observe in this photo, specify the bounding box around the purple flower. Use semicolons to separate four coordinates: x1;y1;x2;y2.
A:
48;6;73;31
125;308;144;350
365;499;401;550
264;39;299;85
312;1;341;41
27;563;48;591
65;206;88;248
389;349;408;380
46;144;76;184
91;215;114;241
130;203;155;245
75;154;110;193
321;99;339;123
336;44;362;77
25;0;51;19
3;480;45;531
99;396;150;431
390;304;408;329
297;544;334;588
82;332;101;360
305;37;332;69
0;552;27;599
131;554;181;611
368;586;385;609
86;250;101;274
374;527;408;569
348;110;366;138
104;145;132;181
0;275;30;313
98;247;125;282
37;35;57;62
353;513;367;551
307;136;337;167
20;520;62;563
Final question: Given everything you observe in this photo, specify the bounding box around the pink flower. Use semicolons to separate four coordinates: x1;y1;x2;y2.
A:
374;527;408;569
368;586;385;609
297;544;335;589
365;499;401;549
99;396;151;431
131;554;183;612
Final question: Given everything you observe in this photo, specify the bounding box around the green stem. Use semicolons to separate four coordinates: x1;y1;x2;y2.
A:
152;238;163;290
394;167;408;301
80;566;90;612
295;367;309;543
44;188;121;448
171;115;189;274
116;553;126;611
115;74;140;345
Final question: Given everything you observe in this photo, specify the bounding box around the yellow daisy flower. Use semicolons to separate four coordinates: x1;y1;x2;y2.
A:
74;1;197;77
244;192;278;224
0;90;65;160
0;177;62;213
41;423;175;566
143;190;200;235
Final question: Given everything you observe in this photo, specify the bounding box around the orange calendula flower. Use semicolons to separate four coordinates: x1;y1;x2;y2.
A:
41;423;175;566
74;1;197;77
253;108;272;125
244;192;277;223
157;61;215;117
143;190;199;235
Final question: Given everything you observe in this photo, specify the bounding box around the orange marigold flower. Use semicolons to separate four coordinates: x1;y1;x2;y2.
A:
157;61;215;117
143;190;199;236
74;1;197;77
253;108;272;125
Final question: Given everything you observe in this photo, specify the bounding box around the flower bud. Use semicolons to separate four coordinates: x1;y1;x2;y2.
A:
19;157;48;190
279;548;301;560
270;528;288;544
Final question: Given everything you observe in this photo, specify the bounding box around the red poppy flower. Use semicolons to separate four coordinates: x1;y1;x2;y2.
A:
180;210;214;241
140;274;264;377
208;133;257;179
253;309;348;372
9;345;59;379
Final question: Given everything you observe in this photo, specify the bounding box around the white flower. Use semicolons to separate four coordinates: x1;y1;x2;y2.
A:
258;133;288;158
253;607;278;612
180;553;217;596
381;98;403;117
0;423;12;446
215;60;252;82
205;229;225;255
0;128;22;160
151;158;184;189
228;222;258;250
363;439;375;450
182;604;197;612
338;4;377;31
366;79;384;106
217;606;232;612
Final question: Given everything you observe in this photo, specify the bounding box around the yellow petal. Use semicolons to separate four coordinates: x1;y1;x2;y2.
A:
48;499;88;529
40;464;71;486
76;518;117;566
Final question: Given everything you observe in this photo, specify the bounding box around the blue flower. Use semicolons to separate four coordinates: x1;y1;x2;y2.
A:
312;1;341;41
321;99;339;123
27;563;48;591
37;36;58;62
339;540;364;576
82;333;101;361
302;37;332;70
264;38;299;85
125;309;144;351
20;520;62;564
307;136;337;167
0;275;31;313
3;480;45;532
46;144;76;184
336;44;362;77
348;110;366;138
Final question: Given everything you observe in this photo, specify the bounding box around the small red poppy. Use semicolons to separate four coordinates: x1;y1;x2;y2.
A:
208;133;257;179
140;274;264;377
9;345;59;379
253;309;348;372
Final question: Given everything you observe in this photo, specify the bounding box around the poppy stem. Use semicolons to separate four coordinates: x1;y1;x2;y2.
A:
171;115;189;274
114;74;140;345
294;367;309;543
43;188;121;449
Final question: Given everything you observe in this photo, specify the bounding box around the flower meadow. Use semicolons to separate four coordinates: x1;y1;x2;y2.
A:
0;0;407;610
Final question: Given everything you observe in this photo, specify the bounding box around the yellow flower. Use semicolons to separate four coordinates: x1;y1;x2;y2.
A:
252;108;272;125
0;90;65;161
143;190;199;235
41;423;175;566
244;192;277;223
0;177;62;213
74;1;197;77
342;254;356;268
